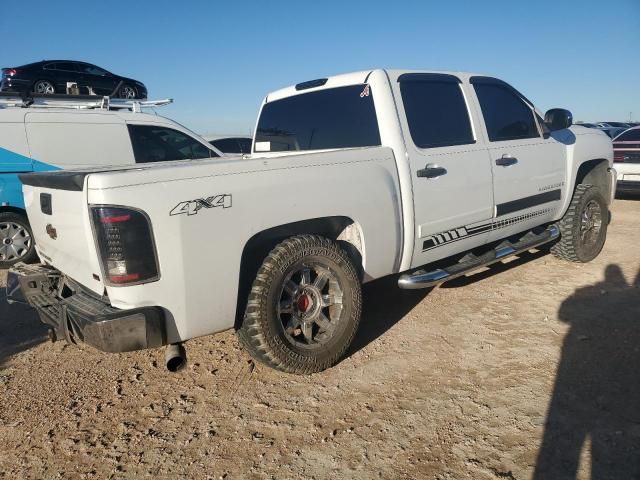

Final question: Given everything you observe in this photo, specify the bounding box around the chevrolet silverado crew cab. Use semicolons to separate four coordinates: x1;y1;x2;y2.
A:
7;69;616;374
0;94;222;268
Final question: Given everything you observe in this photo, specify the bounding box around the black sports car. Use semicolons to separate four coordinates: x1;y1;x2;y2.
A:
0;60;147;99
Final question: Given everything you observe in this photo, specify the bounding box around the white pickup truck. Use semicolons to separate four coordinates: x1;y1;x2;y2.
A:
7;69;615;374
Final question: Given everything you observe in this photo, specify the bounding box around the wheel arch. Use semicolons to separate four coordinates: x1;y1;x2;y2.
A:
575;158;611;198
0;205;28;218
233;216;365;329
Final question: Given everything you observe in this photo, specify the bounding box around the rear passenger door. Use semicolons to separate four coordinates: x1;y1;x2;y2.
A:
470;77;565;240
393;74;495;268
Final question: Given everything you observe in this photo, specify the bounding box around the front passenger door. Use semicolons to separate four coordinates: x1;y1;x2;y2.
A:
470;77;565;241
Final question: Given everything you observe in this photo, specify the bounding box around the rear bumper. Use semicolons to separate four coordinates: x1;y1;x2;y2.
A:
6;263;166;353
0;77;30;92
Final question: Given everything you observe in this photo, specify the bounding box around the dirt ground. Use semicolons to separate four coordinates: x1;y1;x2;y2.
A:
1;198;639;480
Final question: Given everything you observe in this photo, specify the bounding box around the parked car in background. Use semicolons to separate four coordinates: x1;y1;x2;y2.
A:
206;136;253;154
598;126;627;139
0;95;221;267
597;122;632;129
1;60;147;99
575;122;598;128
613;126;640;193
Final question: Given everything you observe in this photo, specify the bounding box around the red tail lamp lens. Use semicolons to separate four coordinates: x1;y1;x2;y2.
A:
91;207;159;286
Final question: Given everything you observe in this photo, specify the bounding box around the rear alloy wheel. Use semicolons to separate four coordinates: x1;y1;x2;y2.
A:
237;235;362;374
118;84;137;99
33;80;55;95
0;213;37;268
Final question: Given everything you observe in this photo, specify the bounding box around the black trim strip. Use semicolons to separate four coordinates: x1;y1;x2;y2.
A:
422;228;486;251
421;207;555;252
19;171;88;191
295;78;328;91
469;76;536;110
496;189;561;216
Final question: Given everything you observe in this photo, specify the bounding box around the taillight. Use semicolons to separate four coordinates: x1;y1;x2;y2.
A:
91;206;159;286
2;68;17;77
613;151;624;163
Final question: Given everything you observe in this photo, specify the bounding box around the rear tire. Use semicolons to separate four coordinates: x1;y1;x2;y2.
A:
551;184;608;262
0;212;37;268
32;80;55;95
118;84;137;99
237;235;362;374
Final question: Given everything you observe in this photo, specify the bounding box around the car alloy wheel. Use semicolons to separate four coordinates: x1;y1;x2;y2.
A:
0;221;32;262
34;80;55;95
120;85;136;99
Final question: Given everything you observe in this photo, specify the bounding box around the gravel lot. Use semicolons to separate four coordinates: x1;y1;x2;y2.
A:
1;198;639;479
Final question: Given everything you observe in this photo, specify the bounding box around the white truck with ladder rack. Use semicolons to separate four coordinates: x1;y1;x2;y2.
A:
0;92;222;267
7;69;616;374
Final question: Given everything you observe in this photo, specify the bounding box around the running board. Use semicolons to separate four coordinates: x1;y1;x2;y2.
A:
398;225;560;290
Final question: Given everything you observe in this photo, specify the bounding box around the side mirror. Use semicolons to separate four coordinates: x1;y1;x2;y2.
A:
545;108;573;131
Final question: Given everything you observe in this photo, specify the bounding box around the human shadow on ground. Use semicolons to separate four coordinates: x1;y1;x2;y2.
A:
534;265;640;479
0;287;48;367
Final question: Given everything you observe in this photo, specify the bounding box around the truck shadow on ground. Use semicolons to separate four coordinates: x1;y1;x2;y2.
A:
348;248;550;357
534;265;640;479
0;287;48;368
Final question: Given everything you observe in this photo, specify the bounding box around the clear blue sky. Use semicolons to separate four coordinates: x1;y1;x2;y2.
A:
2;0;638;135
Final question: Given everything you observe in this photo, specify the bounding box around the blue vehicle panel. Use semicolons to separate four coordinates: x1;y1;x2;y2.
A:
0;147;59;210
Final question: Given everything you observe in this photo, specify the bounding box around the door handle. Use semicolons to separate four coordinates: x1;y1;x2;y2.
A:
417;164;447;179
495;155;518;167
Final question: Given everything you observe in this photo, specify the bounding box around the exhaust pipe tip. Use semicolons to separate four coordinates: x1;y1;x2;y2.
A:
165;343;187;372
47;328;57;343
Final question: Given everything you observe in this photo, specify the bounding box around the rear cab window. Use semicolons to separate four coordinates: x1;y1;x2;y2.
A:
471;77;540;142
398;73;475;148
128;125;219;163
254;84;381;152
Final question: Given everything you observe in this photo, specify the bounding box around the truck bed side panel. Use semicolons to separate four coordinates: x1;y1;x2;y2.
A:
85;147;402;342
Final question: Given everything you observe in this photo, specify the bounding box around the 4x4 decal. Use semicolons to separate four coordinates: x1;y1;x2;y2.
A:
170;194;232;216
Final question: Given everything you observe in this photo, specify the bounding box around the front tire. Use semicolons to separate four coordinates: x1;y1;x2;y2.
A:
237;235;362;374
551;184;608;263
0;213;37;268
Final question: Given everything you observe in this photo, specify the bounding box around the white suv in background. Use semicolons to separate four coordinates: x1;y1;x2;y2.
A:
0;99;222;267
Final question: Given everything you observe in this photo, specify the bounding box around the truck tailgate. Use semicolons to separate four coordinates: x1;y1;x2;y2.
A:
20;172;105;295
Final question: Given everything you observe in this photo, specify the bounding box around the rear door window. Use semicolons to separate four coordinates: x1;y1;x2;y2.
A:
128;125;219;163
254;84;380;152
472;79;539;142
55;62;79;72
399;74;474;148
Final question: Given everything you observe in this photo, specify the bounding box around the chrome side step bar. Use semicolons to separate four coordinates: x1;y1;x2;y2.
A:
398;225;559;290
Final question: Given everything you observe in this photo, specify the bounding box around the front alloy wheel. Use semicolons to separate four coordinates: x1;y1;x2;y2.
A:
551;184;608;263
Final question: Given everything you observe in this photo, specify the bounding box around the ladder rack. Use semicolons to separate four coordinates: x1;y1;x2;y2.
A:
0;92;173;112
